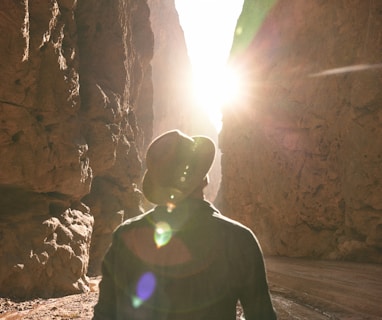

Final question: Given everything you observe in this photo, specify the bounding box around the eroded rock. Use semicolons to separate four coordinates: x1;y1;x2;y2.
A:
219;0;382;263
0;0;153;297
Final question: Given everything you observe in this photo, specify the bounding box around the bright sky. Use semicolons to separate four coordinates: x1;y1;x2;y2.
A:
175;0;244;132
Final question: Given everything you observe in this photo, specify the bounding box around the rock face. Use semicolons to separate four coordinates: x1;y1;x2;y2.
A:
147;0;194;139
76;0;153;276
219;0;382;263
0;0;153;297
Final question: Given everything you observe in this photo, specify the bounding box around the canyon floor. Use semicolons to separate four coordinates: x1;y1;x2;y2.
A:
1;257;381;319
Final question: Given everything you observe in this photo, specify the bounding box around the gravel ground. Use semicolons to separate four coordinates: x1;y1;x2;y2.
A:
0;291;98;320
0;290;335;320
2;257;381;320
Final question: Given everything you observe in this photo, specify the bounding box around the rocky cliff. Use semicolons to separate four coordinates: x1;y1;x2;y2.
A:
219;0;382;263
146;0;194;140
0;0;153;297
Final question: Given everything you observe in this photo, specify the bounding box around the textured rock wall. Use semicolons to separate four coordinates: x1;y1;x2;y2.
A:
147;0;194;140
77;0;153;276
0;0;153;297
219;0;382;263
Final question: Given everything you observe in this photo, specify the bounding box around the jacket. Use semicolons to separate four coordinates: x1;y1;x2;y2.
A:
93;198;277;319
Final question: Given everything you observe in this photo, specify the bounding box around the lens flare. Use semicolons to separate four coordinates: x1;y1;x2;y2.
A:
192;65;243;132
166;202;176;213
132;272;157;308
309;63;382;77
154;221;173;248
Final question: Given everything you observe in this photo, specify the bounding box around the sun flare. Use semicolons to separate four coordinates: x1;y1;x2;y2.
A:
175;0;244;133
192;65;242;132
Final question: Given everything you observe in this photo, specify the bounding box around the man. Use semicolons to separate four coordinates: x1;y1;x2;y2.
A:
93;130;277;319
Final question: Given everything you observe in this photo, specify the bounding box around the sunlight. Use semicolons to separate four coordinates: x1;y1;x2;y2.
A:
175;0;244;132
192;65;243;132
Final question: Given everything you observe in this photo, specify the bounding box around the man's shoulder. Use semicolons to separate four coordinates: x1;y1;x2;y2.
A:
114;209;154;234
212;210;256;237
211;212;264;256
124;210;152;225
212;209;246;227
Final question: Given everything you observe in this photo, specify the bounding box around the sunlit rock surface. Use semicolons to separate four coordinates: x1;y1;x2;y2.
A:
77;0;153;276
147;0;194;139
0;0;153;297
219;0;382;263
0;186;94;298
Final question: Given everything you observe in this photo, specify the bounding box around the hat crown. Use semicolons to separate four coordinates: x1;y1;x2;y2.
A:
142;130;215;205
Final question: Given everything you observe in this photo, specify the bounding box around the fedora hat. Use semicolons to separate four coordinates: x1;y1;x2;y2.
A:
142;130;215;206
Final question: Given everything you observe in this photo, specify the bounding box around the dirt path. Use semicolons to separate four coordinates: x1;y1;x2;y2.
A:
1;258;381;319
266;257;382;319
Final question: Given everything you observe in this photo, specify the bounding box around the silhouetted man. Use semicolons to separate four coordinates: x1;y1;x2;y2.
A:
93;130;277;319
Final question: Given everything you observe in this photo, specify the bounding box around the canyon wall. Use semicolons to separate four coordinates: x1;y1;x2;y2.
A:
0;0;153;297
146;0;194;139
219;0;382;263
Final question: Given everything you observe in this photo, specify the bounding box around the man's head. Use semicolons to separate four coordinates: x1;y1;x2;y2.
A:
142;130;215;206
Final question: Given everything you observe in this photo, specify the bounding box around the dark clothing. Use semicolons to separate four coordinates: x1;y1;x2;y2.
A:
93;199;277;320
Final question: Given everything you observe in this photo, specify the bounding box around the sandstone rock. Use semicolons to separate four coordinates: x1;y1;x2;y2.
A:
0;0;153;297
147;0;194;140
0;188;93;298
219;0;382;263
